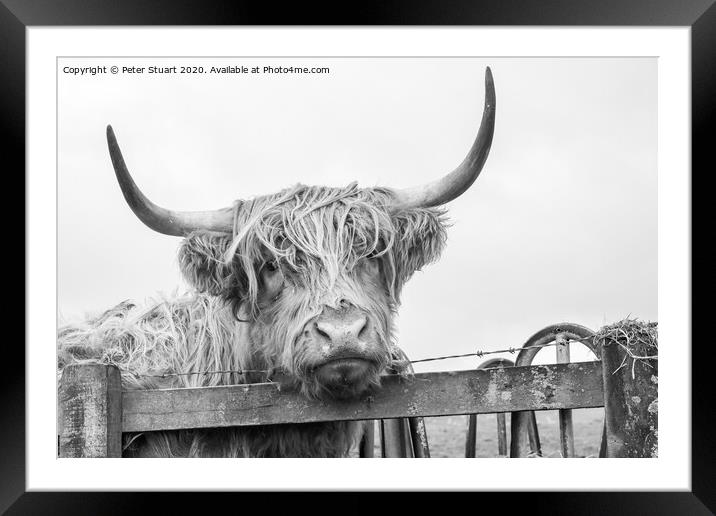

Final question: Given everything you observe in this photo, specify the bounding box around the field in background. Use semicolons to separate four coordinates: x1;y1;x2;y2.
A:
360;407;604;457
425;407;604;457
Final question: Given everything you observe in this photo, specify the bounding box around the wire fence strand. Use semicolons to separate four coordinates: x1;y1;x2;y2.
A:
128;334;599;380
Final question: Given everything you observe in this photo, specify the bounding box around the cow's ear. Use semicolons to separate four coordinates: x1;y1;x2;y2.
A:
391;208;449;286
178;232;238;296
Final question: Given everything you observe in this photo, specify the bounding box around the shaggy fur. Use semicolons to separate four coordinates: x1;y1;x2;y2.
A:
58;183;449;457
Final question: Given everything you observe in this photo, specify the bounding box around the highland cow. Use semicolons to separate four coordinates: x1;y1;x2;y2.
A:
57;67;496;457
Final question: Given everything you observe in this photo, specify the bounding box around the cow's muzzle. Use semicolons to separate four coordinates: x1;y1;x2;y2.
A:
303;302;384;397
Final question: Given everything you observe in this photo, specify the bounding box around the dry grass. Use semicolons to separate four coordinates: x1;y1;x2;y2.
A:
593;317;658;380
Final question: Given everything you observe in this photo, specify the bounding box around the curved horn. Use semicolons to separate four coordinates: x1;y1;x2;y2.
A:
391;67;496;210
106;125;234;236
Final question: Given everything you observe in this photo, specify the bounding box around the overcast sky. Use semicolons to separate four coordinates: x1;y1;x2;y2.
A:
58;57;656;371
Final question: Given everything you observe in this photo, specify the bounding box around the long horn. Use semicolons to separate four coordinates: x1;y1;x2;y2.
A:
391;67;496;210
106;125;234;236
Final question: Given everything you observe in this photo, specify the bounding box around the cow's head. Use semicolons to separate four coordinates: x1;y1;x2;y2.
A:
105;68;495;399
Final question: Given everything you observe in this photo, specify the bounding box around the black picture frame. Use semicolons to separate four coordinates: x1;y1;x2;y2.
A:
6;1;711;513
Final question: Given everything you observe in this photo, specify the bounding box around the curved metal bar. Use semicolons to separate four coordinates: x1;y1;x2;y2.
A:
513;322;599;367
510;323;598;458
478;358;516;369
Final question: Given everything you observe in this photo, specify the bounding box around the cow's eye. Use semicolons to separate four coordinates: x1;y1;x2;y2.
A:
264;260;279;273
366;250;384;262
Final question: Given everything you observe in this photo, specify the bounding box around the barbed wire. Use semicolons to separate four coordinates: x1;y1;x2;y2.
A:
406;337;588;364
126;333;599;380
131;368;271;379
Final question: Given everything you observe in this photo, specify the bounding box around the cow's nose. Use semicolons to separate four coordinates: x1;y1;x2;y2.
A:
314;314;368;344
311;303;370;348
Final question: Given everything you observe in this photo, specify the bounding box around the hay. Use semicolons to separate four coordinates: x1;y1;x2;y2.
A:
593;317;658;379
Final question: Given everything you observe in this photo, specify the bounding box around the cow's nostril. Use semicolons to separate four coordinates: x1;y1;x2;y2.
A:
357;317;369;339
313;311;370;345
315;322;331;341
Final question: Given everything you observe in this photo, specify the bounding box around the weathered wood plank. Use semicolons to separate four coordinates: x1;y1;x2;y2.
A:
58;364;122;457
122;361;604;433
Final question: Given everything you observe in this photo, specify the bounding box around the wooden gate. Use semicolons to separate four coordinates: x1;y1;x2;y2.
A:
58;324;658;458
